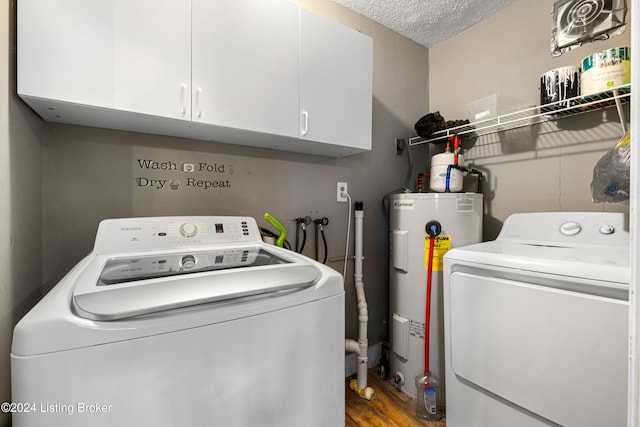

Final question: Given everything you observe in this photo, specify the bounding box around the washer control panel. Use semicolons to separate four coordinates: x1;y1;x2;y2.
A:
93;216;261;254
96;245;290;286
179;222;199;238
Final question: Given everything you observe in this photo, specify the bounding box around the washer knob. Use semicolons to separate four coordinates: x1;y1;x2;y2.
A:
559;221;582;236
179;222;198;238
599;224;615;235
181;254;196;269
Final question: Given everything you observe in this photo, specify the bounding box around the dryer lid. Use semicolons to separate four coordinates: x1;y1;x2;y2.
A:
445;212;630;285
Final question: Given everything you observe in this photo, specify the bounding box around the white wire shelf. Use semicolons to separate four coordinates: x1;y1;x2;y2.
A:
409;84;631;146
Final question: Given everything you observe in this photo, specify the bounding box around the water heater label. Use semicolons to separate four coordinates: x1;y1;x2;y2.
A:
456;198;474;212
392;200;415;210
424;235;451;271
409;319;425;339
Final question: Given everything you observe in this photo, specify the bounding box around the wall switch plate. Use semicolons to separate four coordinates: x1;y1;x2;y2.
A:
337;182;348;202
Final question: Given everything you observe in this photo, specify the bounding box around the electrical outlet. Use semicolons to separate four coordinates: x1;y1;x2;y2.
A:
337;182;348;202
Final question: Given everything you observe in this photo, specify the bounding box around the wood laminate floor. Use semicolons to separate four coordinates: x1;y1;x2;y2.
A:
345;368;446;427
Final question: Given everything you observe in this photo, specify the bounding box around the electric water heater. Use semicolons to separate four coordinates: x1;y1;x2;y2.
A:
389;192;483;404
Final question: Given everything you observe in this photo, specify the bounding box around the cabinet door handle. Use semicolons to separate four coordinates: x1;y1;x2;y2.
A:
301;111;309;136
180;84;188;115
195;88;203;118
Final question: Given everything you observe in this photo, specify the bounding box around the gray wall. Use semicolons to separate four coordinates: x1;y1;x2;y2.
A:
429;0;631;239
2;0;44;425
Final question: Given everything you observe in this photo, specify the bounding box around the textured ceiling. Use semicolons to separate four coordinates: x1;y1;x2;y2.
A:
332;0;521;47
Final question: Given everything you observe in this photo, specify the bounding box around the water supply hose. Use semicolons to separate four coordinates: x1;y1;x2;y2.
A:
445;164;484;193
453;135;460;166
444;165;455;193
320;227;328;264
425;237;435;374
314;217;329;264
294;217;310;253
424;221;441;375
417;173;429;193
299;227;307;253
441;134;484;193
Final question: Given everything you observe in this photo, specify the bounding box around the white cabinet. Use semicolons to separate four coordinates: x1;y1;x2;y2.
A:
17;0;372;157
18;0;191;121
300;9;373;152
192;0;299;138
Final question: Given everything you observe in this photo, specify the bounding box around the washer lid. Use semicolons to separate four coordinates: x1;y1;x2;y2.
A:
73;246;320;320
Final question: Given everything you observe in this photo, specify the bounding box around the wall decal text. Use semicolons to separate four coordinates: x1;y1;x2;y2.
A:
135;158;233;192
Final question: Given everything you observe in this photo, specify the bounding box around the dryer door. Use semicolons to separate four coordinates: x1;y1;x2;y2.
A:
448;271;628;427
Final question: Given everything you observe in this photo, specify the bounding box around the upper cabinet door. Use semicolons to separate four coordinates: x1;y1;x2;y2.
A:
299;9;373;152
17;0;192;121
192;0;299;138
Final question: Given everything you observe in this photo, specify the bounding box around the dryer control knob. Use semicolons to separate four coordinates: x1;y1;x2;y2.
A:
179;222;198;238
559;221;582;236
599;224;615;235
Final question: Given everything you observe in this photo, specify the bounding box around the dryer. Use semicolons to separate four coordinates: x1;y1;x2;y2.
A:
443;212;629;427
11;216;345;427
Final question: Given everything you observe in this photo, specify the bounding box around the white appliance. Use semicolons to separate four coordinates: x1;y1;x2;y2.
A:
11;216;345;427
389;193;483;401
443;212;629;427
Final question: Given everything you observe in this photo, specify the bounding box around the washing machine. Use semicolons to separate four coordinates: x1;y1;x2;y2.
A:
443;212;629;427
11;216;345;427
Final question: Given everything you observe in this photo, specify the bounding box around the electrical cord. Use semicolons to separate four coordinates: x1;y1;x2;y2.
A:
382;138;414;223
342;192;352;279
